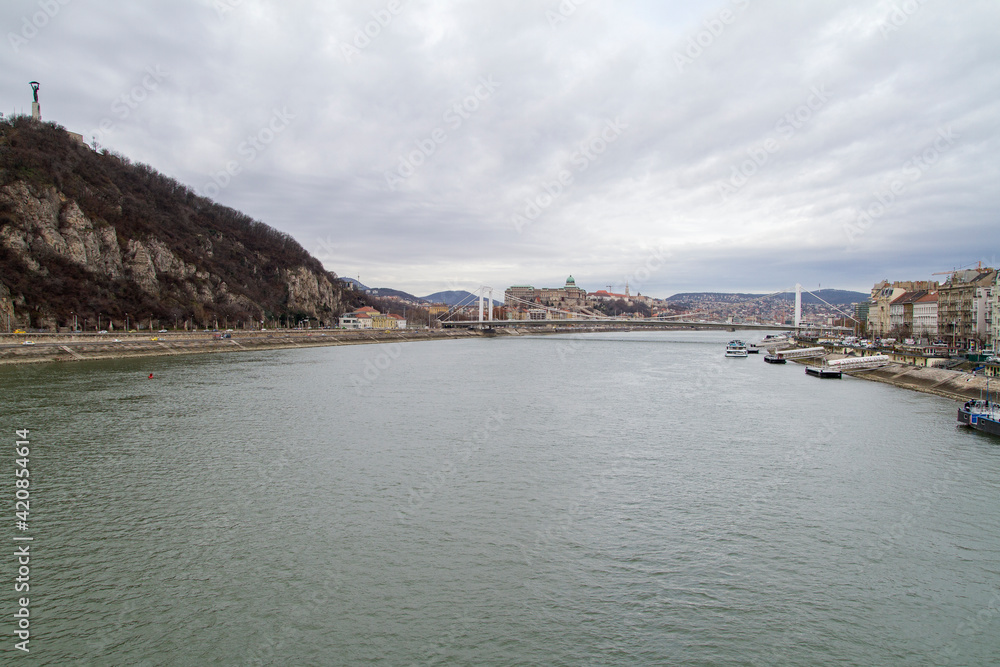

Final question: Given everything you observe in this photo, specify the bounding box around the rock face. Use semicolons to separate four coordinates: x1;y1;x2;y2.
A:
0;118;356;330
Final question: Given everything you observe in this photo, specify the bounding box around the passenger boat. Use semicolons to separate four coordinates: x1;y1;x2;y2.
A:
746;343;760;354
958;400;1000;437
725;340;748;358
763;354;786;364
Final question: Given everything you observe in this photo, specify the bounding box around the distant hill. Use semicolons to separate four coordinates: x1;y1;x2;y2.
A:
366;287;426;302
421;290;500;307
0;116;363;330
773;289;868;305
666;289;867;305
338;279;427;303
339;284;498;307
339;277;368;291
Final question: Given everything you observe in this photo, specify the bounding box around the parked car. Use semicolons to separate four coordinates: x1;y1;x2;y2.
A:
22;341;34;345
159;329;168;333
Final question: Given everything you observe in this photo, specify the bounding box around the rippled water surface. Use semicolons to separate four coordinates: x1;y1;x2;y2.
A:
3;330;999;665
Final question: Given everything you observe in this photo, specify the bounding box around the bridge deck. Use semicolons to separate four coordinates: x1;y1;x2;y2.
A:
441;319;850;332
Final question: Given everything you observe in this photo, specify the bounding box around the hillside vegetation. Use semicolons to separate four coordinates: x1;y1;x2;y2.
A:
0;117;363;330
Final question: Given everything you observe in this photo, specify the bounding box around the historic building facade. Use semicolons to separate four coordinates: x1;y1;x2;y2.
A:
505;276;588;312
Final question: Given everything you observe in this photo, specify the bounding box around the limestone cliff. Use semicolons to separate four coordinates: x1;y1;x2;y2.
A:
0;117;359;330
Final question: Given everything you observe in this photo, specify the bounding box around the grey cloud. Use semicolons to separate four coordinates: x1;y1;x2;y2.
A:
2;0;998;295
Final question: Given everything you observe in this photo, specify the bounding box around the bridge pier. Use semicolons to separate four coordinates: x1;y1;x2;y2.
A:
478;286;494;324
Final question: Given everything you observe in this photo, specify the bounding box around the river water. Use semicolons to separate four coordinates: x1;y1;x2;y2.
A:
2;330;999;665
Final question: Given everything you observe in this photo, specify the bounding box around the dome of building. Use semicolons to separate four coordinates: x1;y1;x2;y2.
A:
566;275;576;286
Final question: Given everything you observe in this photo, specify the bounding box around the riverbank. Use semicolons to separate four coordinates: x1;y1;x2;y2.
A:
0;324;638;365
845;363;992;402
0;328;487;365
789;354;990;403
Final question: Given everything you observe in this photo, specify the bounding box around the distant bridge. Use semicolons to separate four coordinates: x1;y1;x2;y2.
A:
438;284;854;333
440;318;850;332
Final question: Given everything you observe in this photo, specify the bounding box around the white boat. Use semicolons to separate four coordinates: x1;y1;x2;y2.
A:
759;333;790;346
725;340;748;357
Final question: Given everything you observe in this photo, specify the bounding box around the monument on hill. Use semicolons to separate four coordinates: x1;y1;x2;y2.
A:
29;81;40;121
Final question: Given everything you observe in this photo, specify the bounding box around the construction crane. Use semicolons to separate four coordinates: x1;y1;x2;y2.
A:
933;260;986;276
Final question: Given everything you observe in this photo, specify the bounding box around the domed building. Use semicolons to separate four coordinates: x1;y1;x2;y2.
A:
505;275;588;312
553;275;587;307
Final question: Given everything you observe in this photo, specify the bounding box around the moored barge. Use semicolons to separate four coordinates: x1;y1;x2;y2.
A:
958;400;1000;437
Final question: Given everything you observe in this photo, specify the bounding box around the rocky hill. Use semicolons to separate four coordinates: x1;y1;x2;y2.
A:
0;117;362;331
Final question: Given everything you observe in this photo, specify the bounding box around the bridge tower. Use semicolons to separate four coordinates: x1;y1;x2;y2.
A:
478;286;494;323
794;283;802;329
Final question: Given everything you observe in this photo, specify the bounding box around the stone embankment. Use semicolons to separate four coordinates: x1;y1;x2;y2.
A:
0;325;642;365
844;363;992;402
0;328;489;365
790;351;991;403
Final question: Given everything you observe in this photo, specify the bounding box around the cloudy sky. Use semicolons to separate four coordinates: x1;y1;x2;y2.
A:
3;0;998;298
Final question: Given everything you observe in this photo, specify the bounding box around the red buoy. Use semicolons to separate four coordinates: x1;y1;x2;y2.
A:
148;373;154;379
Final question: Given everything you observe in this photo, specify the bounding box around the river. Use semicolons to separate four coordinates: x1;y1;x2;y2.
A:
2;330;998;665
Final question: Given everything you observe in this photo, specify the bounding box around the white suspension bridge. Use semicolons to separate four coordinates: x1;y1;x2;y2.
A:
439;283;858;333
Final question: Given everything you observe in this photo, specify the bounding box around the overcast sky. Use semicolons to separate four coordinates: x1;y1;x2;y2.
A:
3;0;998;298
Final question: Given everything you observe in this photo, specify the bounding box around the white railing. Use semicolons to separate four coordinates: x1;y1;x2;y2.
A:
774;347;826;359
826;355;891;369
